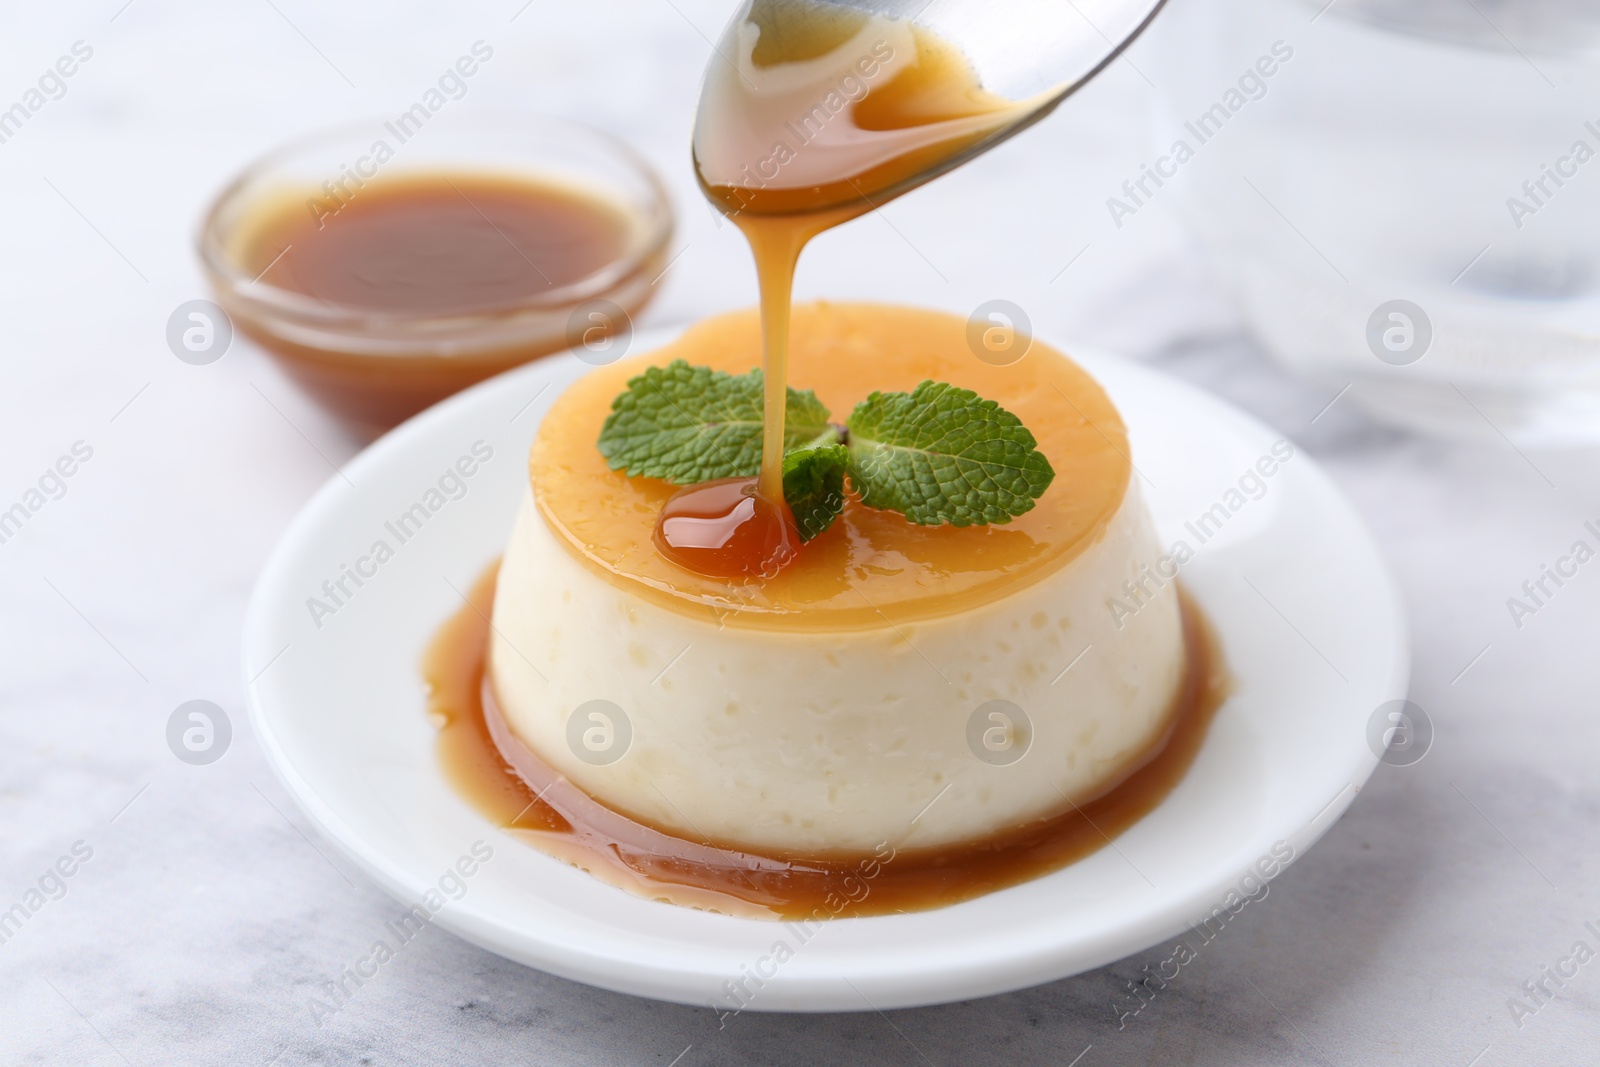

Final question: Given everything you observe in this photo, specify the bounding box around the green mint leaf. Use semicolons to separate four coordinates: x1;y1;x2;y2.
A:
781;444;850;542
845;380;1055;526
597;360;832;483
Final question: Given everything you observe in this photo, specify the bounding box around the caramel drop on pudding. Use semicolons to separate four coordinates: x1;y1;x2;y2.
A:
654;476;800;579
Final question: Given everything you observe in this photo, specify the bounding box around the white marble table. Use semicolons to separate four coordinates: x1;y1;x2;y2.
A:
2;2;1596;1064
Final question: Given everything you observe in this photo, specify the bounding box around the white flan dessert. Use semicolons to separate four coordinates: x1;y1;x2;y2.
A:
488;302;1184;856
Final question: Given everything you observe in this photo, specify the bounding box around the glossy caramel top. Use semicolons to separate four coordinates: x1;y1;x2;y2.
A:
529;302;1131;630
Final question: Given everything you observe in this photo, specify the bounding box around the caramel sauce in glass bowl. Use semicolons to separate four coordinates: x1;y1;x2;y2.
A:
199;112;673;436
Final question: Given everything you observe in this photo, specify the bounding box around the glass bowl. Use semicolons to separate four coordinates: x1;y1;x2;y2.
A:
199;110;674;434
1151;0;1600;448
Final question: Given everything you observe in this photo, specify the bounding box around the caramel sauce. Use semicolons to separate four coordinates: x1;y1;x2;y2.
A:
217;173;662;432
426;562;1229;920
691;2;1042;524
654;476;800;579
533;302;1131;629
242;174;634;315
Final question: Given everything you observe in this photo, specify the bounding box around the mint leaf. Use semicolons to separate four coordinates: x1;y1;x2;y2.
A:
597;360;833;483
781;444;850;542
845;381;1055;526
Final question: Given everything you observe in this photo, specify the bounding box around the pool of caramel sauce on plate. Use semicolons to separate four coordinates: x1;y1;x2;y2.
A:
425;563;1229;920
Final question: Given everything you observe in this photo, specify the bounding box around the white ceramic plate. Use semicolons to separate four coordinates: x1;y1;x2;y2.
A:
244;325;1409;1012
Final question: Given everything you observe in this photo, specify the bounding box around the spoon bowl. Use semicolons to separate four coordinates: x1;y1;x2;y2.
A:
693;0;1169;216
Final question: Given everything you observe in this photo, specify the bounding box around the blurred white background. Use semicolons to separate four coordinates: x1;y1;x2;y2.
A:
0;1;1596;1064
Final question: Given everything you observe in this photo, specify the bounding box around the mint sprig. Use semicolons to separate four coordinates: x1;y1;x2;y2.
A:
596;362;1054;542
597;360;833;484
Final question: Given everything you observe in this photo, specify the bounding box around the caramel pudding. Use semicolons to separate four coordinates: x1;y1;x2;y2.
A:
488;302;1190;855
